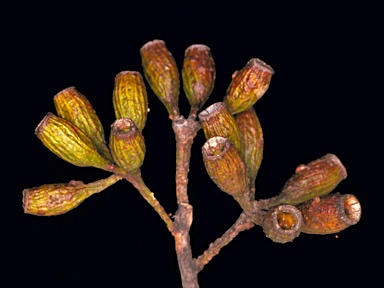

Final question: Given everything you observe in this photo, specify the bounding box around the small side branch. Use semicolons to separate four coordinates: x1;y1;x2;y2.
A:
195;212;254;272
125;171;175;233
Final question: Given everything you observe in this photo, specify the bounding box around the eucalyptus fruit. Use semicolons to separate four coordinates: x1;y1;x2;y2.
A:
113;71;148;131
224;58;274;115
53;87;112;161
202;136;248;198
140;40;180;119
297;193;361;234
182;44;215;112
199;102;244;157
23;175;121;216
110;118;146;173
35;112;111;170
23;39;361;288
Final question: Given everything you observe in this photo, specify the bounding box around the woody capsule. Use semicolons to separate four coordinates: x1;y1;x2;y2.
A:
182;44;216;113
202;136;248;198
35;113;111;170
224;58;274;115
53;87;113;162
235;107;263;199
23;175;121;216
297;193;361;234
199;102;244;157
113;71;148;131
109;118;146;174
259;154;348;208
140;40;180;119
262;204;303;243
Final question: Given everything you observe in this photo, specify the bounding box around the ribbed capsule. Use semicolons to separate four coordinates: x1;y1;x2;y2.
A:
235;107;263;193
223;58;274;115
261;154;347;207
113;71;148;131
140;39;180;118
297;193;361;234
35;113;111;170
54;87;112;162
199;102;244;156
23;175;121;216
182;44;215;111
262;205;303;243
109;118;145;173
202;136;248;197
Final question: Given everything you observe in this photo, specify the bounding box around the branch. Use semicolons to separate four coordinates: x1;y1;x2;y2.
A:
172;116;201;288
123;169;175;233
173;116;200;204
195;212;255;271
194;199;265;271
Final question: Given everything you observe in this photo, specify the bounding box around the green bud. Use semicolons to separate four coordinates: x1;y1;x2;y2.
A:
109;118;145;173
23;175;121;216
262;205;303;243
113;71;148;131
235;107;263;191
202;136;248;198
35;113;111;170
223;58;274;115
140;39;180;119
199;102;244;156
182;44;215;111
53;87;112;162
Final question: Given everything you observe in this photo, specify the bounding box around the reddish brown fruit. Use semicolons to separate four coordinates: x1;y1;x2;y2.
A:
262;205;303;243
261;154;347;207
297;193;361;234
199;102;244;156
235;107;263;193
182;44;215;111
223;58;274;115
202;136;248;198
140;40;180;118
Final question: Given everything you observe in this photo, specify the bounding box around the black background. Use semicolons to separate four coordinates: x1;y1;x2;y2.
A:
3;1;381;287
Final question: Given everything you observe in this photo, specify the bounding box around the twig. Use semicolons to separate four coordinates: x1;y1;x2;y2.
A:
195;212;255;271
124;170;175;233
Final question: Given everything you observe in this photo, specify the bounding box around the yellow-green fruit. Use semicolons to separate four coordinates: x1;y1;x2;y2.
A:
23;175;121;216
235;107;263;188
199;102;244;157
35;113;111;169
182;44;215;110
262;205;303;243
202;136;248;197
140;39;180;118
53;86;112;162
109;118;145;173
223;58;274;115
113;71;148;131
297;193;361;234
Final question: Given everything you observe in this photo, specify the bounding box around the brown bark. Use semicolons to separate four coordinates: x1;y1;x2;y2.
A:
195;212;254;272
172;116;201;287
